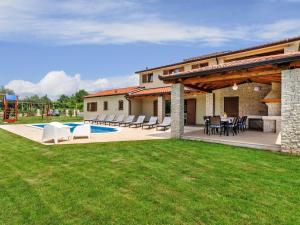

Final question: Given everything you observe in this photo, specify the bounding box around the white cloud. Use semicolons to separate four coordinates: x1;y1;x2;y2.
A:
5;71;139;100
0;0;249;45
257;19;300;40
0;0;299;45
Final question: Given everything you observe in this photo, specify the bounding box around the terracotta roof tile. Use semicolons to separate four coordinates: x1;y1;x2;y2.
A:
129;86;201;97
129;86;172;97
136;36;300;73
160;52;300;80
85;86;140;98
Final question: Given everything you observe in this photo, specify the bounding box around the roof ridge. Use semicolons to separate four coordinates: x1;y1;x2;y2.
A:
136;35;300;73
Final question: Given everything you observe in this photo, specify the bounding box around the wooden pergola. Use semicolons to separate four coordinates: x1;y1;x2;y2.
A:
159;52;300;153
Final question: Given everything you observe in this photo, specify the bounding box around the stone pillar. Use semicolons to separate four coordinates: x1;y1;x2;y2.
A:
157;95;165;123
281;69;300;154
36;109;41;116
73;109;77;117
171;83;184;138
65;109;69;117
206;93;214;116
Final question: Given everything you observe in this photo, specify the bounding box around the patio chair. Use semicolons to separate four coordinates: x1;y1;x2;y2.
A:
142;116;158;129
209;116;224;136
109;115;125;126
42;123;71;144
238;116;247;132
119;115;135;127
72;124;91;140
203;116;211;134
103;115;116;125
84;114;100;124
156;117;171;131
94;114;106;124
129;115;146;128
226;116;239;136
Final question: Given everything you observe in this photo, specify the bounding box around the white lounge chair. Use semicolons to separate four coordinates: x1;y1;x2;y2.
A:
94;114;107;124
42;122;71;144
119;115;135;127
142;116;158;129
72;124;91;140
103;115;116;125
84;114;100;124
109;115;125;126
129;115;146;128
156;117;171;131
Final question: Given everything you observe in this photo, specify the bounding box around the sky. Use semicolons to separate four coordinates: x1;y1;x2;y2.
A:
1;0;300;99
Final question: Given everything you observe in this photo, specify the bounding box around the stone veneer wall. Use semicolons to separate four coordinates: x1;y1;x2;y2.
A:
281;69;300;154
213;83;271;116
171;83;184;138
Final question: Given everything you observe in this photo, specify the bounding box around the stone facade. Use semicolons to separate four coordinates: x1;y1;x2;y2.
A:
157;96;165;123
171;83;184;138
281;69;300;154
205;93;214;116
214;83;271;116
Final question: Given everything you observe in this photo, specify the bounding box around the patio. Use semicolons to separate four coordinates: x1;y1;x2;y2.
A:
183;126;280;151
159;52;300;154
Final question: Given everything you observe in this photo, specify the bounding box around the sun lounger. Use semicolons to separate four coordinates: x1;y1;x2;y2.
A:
84;114;100;124
103;115;116;125
95;114;107;124
42;122;71;144
142;116;158;129
119;115;135;127
129;115;146;128
72;124;91;140
156;117;171;131
109;115;125;126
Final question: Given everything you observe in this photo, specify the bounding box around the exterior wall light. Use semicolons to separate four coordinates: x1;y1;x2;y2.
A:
232;83;238;91
254;86;261;92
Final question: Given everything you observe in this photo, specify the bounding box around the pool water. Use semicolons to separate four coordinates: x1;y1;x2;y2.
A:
32;123;118;134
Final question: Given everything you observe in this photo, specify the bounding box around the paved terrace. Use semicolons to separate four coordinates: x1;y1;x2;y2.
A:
183;127;280;151
0;124;170;145
0;124;280;151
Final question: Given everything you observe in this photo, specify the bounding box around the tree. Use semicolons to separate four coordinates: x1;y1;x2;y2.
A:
0;86;15;95
55;90;88;110
74;90;88;103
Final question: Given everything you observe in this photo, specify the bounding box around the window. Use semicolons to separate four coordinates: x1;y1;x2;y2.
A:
191;62;209;69
118;100;124;110
142;73;153;83
165;100;171;116
163;67;184;75
87;102;97;112
103;101;108;110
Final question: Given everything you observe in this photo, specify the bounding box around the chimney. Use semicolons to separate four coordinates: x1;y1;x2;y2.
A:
261;82;281;116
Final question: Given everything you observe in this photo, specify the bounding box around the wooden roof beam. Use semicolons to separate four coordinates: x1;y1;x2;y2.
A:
182;68;281;85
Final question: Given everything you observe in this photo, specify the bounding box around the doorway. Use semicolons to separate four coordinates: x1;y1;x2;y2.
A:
185;99;196;125
224;97;239;117
153;100;158;117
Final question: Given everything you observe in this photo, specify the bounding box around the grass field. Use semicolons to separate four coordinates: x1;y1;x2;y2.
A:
0;116;83;125
0;128;299;225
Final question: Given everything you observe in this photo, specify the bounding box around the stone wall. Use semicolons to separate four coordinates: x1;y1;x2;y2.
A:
171;83;184;138
214;83;271;116
281;69;300;154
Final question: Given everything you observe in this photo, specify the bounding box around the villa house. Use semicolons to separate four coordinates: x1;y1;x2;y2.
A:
84;36;300;153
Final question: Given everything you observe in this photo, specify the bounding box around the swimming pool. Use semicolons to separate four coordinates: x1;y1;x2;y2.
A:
31;123;118;134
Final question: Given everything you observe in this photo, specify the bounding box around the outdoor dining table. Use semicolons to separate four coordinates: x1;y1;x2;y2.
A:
204;117;234;136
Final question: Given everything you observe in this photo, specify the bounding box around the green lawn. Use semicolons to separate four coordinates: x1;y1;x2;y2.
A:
0;129;299;225
0;116;83;125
